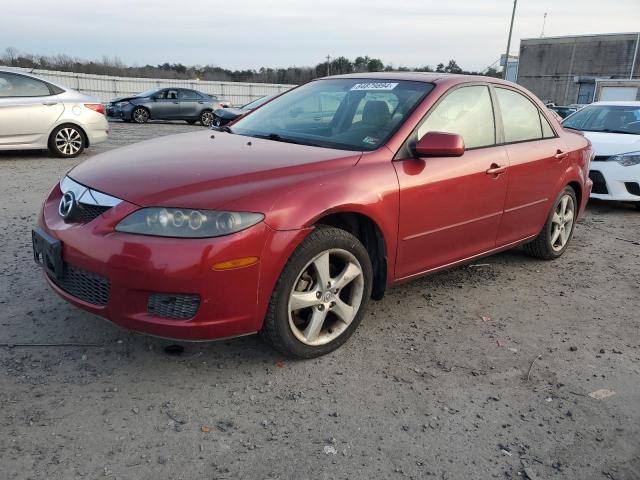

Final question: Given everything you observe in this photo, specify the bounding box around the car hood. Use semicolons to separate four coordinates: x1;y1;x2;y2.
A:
69;131;361;210
110;95;148;103
582;131;640;157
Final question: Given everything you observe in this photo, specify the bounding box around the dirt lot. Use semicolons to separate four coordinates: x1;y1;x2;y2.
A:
1;121;639;480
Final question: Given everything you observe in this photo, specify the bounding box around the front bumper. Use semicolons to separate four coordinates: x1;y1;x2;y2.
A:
36;184;309;340
109;103;135;121
589;161;640;202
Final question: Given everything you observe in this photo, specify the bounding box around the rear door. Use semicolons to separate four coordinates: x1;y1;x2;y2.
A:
0;72;64;146
394;84;510;279
178;89;200;119
493;86;565;245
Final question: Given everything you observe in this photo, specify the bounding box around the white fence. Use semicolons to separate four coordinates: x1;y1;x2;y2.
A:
6;67;296;105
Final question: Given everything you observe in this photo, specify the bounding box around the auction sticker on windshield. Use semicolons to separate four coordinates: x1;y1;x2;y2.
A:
350;82;398;91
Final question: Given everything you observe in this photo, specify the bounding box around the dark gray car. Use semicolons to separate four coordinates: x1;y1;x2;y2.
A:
106;88;229;126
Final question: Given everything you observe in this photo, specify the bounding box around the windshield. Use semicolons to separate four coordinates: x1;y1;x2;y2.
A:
137;88;161;97
242;95;274;110
563;104;640;134
230;79;434;151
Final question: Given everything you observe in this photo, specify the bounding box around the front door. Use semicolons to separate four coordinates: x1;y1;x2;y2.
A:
152;89;180;119
0;72;64;146
394;84;509;279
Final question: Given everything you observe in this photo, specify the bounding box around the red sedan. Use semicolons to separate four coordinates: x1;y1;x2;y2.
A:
33;73;592;358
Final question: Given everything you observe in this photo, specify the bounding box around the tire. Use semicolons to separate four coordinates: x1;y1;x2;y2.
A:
48;124;85;158
132;107;150;124
525;186;578;260
200;110;214;127
635;202;640;211
260;227;373;358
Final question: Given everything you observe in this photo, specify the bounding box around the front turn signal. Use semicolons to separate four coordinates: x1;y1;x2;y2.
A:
212;256;259;271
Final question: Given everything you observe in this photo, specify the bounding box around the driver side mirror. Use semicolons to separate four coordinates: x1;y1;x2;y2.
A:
414;132;465;157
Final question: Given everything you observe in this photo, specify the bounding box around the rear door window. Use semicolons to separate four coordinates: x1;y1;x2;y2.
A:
417;85;496;149
496;87;543;143
179;89;198;100
0;72;52;97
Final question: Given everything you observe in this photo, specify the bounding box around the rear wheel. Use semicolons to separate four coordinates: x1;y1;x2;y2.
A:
261;227;372;358
525;186;577;260
200;110;214;126
48;124;85;158
132;107;149;124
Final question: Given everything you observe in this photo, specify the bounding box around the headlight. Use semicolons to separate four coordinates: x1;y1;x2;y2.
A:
115;208;264;238
609;150;640;167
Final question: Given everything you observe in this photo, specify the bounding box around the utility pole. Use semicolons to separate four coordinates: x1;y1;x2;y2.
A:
503;0;518;80
540;12;547;37
326;55;331;76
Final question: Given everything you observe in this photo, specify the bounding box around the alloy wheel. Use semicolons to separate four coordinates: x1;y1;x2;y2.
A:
201;111;214;126
550;194;575;252
287;249;365;346
55;127;83;156
133;108;149;123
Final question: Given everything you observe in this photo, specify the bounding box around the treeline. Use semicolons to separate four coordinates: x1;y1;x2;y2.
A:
1;47;500;84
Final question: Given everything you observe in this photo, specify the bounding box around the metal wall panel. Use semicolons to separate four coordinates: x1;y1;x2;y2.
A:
7;67;296;105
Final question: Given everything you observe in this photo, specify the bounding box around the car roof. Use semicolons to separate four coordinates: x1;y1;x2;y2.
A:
323;71;516;87
590;101;640;107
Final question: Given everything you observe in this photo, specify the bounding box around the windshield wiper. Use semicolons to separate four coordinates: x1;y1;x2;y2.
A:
254;133;321;147
211;125;233;133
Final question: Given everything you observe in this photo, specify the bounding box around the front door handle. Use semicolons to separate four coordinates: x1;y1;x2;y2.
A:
486;164;507;176
42;101;58;106
555;150;569;160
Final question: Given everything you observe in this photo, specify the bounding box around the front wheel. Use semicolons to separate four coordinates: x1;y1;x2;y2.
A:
48;125;85;158
261;227;373;358
132;107;149;124
525;186;577;260
200;110;214;126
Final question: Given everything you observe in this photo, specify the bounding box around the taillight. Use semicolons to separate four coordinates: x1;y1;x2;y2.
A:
85;103;105;115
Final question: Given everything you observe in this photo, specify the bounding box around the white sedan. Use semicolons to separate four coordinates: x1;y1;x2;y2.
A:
562;101;640;209
0;69;108;158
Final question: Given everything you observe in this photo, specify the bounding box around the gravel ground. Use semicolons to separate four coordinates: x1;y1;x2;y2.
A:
1;121;639;480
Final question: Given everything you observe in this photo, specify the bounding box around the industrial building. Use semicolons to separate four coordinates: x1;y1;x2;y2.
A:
516;32;640;105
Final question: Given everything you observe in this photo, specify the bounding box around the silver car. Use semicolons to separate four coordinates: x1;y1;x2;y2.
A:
0;69;108;158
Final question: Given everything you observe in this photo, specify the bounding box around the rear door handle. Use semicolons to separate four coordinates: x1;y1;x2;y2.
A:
486;164;507;176
42;101;58;106
555;150;569;160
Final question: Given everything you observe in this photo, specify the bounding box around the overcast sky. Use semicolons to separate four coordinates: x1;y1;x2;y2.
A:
2;0;639;71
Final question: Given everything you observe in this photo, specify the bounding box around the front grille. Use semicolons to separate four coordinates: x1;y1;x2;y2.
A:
589;170;608;194
625;182;640;196
147;293;200;320
48;264;110;306
73;203;112;223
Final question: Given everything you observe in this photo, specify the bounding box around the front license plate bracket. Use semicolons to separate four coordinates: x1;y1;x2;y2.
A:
32;228;63;280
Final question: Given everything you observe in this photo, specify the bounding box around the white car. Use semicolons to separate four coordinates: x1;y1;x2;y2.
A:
0;69;109;158
563;101;640;209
